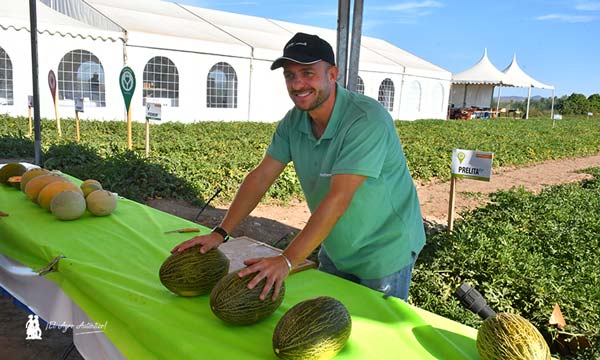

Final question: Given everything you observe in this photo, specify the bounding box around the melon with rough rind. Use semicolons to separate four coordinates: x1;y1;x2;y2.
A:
20;168;50;191
210;270;285;325
272;296;352;360
80;179;103;198
0;163;27;184
476;313;551;360
38;181;83;211
159;246;230;297
50;190;86;221
85;190;117;216
24;174;70;203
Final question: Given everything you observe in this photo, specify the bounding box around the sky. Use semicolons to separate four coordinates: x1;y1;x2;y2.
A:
180;0;600;98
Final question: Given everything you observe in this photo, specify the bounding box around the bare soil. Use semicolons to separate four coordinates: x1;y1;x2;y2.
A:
2;153;600;359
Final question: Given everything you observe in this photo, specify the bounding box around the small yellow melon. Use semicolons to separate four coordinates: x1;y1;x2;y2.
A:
80;179;103;198
38;181;83;211
20;168;50;191
50;190;86;221
86;190;118;216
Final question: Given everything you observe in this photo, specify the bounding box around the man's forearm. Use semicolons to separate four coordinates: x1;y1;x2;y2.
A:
220;168;274;233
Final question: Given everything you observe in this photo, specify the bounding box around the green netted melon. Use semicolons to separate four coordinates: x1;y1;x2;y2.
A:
159;247;229;297
50;190;87;221
0;163;27;184
85;190;117;216
477;313;551;360
210;270;285;325
20;167;50;191
272;296;352;360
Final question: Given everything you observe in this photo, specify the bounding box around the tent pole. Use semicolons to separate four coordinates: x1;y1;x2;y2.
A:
550;89;555;120
462;84;468;108
525;87;531;119
29;0;42;166
336;0;350;87
496;86;502;115
347;0;363;92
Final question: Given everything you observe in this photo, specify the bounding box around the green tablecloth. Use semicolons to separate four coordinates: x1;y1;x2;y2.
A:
0;181;479;359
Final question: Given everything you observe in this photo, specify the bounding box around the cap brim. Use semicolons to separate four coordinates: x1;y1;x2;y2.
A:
270;56;320;70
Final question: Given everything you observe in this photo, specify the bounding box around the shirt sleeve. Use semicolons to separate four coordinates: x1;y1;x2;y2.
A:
266;117;292;164
331;117;389;179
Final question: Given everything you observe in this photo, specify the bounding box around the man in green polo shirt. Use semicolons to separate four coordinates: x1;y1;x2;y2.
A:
173;32;425;301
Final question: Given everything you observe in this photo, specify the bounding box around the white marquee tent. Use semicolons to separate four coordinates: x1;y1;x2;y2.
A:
450;49;555;119
1;0;452;122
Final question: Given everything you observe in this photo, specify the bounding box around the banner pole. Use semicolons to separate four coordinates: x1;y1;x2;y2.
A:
75;110;81;142
127;108;132;150
145;118;150;157
447;176;457;234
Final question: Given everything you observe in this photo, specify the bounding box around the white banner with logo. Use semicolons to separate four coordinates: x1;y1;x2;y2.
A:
451;149;494;182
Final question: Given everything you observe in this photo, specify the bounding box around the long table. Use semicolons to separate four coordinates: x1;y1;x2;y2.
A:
0;172;480;359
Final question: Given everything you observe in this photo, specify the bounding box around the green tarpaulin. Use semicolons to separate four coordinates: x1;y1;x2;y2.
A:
0;179;479;359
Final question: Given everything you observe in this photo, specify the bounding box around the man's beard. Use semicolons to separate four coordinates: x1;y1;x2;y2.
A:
292;83;331;112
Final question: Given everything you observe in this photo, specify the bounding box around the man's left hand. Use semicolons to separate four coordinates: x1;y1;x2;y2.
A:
238;256;290;301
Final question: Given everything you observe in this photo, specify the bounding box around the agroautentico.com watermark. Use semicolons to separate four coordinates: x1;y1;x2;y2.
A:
26;314;108;340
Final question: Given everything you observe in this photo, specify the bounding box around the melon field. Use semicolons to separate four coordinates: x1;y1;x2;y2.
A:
1;114;599;358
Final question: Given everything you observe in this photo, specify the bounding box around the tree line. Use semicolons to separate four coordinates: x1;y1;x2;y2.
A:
497;93;600;117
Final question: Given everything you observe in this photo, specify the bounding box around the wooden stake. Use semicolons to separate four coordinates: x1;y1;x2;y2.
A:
75;111;81;142
127;108;132;150
53;98;61;137
27;107;33;137
145;118;150;156
447;176;457;233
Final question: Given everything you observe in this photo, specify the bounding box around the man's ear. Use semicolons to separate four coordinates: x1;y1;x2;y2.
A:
328;66;339;82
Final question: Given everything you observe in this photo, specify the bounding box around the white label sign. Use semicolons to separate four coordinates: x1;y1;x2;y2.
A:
75;98;84;112
553;114;563;120
451;149;494;182
145;103;161;121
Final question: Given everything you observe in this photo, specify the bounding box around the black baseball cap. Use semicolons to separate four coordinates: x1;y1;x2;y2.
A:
271;32;336;70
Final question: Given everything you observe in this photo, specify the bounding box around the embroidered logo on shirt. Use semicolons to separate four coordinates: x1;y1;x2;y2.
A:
319;173;332;177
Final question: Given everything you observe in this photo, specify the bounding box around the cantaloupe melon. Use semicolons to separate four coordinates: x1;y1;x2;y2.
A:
38;181;83;211
0;163;27;184
20;168;50;191
86;190;117;216
24;174;70;203
50;190;86;221
80;179;103;198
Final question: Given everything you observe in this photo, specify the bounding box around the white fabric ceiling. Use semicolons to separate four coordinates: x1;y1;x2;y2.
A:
0;0;122;42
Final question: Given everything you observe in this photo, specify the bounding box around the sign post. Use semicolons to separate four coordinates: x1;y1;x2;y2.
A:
448;149;494;233
48;70;61;137
74;97;84;142
119;67;136;150
144;102;161;156
27;95;33;137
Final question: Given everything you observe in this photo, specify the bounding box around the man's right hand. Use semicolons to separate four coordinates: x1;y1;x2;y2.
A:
171;232;225;254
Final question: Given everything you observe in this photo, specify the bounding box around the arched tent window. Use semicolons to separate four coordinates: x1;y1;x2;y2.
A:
143;56;179;107
378;78;395;111
405;80;422;112
207;62;237;108
58;49;105;107
0;46;13;105
355;76;364;95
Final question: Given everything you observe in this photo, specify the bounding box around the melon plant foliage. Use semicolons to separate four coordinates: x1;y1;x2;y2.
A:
410;168;600;359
